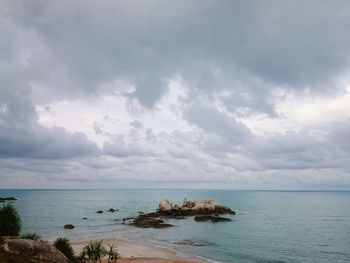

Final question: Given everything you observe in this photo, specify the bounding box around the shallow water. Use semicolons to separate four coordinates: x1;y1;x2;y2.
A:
1;189;349;263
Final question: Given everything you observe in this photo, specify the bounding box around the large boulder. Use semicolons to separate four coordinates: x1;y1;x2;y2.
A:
159;199;173;212
0;237;68;263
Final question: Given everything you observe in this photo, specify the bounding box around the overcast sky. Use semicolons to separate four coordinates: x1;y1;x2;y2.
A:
1;0;350;189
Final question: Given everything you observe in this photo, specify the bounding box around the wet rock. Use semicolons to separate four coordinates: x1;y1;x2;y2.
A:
122;217;136;222
194;215;212;222
194;215;232;223
0;237;68;263
63;224;75;229
96;210;103;214
212;216;232;222
82;217;88;220
131;217;174;229
107;208;119;213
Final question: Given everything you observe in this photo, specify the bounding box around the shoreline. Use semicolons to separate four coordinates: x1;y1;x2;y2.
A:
70;237;207;263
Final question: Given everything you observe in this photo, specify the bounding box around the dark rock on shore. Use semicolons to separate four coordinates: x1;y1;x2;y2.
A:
0;237;68;263
63;224;75;229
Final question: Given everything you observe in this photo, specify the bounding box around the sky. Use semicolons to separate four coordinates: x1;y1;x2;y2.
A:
1;0;350;189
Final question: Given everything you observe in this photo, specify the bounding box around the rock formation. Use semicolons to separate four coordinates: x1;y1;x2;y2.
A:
0;237;68;263
63;224;74;229
124;199;235;229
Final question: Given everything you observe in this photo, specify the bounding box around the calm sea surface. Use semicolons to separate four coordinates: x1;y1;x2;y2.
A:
0;189;349;263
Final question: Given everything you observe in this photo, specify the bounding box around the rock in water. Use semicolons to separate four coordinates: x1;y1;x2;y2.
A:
128;198;235;229
159;199;173;212
96;210;103;214
194;215;232;223
131;217;174;228
63;224;75;229
107;208;119;213
194;215;212;222
0;237;68;263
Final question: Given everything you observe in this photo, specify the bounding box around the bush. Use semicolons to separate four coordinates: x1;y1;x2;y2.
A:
54;237;76;263
107;244;120;263
82;240;107;263
0;204;21;236
21;232;42;241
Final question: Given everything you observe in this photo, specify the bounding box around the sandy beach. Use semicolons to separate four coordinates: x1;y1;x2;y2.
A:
71;238;201;263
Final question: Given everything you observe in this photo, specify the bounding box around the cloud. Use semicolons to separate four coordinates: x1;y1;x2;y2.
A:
1;1;350;189
184;104;251;144
103;136;145;158
3;0;350;109
0;87;100;159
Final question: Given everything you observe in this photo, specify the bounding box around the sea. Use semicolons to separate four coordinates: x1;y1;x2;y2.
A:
0;189;349;263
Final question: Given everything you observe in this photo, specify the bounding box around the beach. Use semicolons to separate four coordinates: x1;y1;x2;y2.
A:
71;237;202;263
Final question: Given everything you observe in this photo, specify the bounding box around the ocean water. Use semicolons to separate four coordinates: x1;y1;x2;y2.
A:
0;189;349;263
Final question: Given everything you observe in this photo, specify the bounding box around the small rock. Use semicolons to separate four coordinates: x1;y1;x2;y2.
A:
194;215;232;223
82;217;88;220
194;215;212;222
96;210;103;214
212;216;232;222
107;208;119;213
64;224;75;229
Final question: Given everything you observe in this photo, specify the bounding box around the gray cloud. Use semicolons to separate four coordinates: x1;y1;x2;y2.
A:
1;0;350;189
103;136;145;158
184;104;251;144
3;0;350;108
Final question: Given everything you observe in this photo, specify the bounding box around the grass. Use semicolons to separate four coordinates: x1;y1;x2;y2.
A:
82;240;107;263
0;203;21;236
54;237;77;263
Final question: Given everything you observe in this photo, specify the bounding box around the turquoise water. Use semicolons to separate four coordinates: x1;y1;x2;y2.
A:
0;189;349;263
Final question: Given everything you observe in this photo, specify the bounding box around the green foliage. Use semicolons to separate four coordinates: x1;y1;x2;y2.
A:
107;244;120;263
54;237;76;263
21;232;42;241
77;250;88;263
82;240;107;263
0;203;21;236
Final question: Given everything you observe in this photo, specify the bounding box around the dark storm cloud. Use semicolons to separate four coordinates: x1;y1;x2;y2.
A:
3;0;350;107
